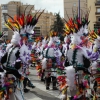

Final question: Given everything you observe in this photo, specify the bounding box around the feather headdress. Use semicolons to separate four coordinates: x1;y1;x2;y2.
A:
64;12;90;35
4;6;44;38
88;29;100;42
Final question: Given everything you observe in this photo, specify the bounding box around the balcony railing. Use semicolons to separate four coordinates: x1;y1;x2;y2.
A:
94;22;100;27
95;1;100;5
2;10;8;13
95;12;100;15
3;32;8;36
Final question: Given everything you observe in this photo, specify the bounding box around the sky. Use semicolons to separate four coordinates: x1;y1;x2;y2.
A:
0;0;64;17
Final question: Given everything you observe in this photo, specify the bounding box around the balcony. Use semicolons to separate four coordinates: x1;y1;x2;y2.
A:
1;31;8;36
95;12;100;15
2;10;8;13
94;24;100;29
2;28;8;31
2;25;7;28
94;22;100;28
95;1;100;6
95;21;100;23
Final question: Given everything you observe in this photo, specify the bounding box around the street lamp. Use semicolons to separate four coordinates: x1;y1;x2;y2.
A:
78;0;80;20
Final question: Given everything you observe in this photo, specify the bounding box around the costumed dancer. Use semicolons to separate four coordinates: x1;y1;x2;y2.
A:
41;32;62;90
35;36;49;81
1;30;24;100
15;8;45;92
63;15;91;100
1;7;44;99
87;29;100;99
0;32;9;100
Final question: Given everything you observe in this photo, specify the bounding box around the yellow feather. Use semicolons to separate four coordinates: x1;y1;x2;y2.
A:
14;23;19;29
65;24;70;31
5;24;12;30
93;96;96;100
15;20;21;28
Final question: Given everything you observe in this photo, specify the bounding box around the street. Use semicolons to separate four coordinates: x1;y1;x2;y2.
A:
24;67;95;100
24;67;61;100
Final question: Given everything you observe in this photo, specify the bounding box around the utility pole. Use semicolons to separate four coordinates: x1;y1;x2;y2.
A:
78;0;80;20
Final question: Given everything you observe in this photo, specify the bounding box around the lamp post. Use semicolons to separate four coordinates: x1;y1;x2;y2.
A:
78;0;80;20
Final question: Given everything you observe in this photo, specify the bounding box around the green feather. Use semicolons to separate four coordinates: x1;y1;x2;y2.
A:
0;32;2;35
72;48;78;65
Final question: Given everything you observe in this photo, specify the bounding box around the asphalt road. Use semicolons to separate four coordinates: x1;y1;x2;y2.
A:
24;67;94;100
24;67;61;100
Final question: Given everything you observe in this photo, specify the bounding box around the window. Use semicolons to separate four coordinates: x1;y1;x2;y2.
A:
34;30;40;33
1;5;7;10
2;28;8;31
98;17;100;21
94;24;100;29
3;36;7;40
34;27;40;30
73;3;76;7
97;8;100;13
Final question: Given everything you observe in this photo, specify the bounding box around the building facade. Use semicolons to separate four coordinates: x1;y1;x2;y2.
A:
64;0;100;31
87;0;100;30
0;1;55;40
35;11;55;37
64;0;87;20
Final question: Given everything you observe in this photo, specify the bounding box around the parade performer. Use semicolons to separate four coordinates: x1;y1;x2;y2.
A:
63;15;91;100
1;30;24;100
41;32;62;90
87;29;100;99
1;6;44;99
0;32;9;100
12;8;44;93
35;36;49;81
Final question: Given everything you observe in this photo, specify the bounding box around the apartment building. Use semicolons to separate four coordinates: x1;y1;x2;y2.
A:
64;0;100;30
0;1;55;40
87;0;100;30
64;0;87;20
35;11;55;37
0;1;22;39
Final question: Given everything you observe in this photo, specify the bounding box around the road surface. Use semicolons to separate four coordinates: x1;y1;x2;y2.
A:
24;67;61;100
